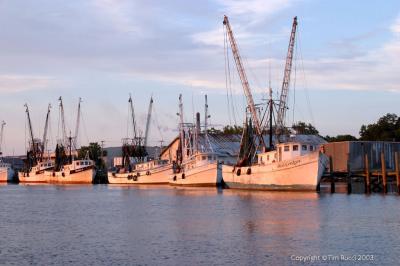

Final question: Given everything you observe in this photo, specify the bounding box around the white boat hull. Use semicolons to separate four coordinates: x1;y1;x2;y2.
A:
108;165;172;184
169;162;222;187
18;171;47;183
222;152;328;191
0;168;14;182
45;168;95;184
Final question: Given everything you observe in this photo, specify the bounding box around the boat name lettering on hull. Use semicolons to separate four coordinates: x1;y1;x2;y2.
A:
277;159;301;168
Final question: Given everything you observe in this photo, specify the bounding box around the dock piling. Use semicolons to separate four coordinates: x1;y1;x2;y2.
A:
364;153;370;194
330;179;335;193
347;160;352;194
381;151;387;194
395;152;400;194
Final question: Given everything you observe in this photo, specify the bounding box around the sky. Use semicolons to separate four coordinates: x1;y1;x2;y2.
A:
0;0;400;155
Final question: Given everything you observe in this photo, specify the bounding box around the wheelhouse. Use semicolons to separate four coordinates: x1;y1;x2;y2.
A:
258;141;320;164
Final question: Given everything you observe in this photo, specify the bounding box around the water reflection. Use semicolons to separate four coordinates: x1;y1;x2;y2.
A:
0;184;398;265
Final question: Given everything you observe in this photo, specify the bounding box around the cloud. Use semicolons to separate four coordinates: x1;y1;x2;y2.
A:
217;0;293;24
390;15;400;35
0;75;56;93
298;14;400;93
192;12;400;94
91;0;141;34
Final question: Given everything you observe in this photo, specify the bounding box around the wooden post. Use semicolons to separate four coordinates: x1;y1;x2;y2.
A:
395;152;400;194
381;151;387;193
329;156;335;193
364;153;370;194
347;160;352;194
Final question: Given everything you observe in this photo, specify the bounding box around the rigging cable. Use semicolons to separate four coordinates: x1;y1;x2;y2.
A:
223;25;232;125
292;37;298;127
24;114;27;153
225;28;238;126
297;28;315;127
126;100;130;140
151;103;164;145
80;109;90;148
57;104;61;144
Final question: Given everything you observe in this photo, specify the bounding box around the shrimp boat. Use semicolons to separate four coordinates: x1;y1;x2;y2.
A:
45;97;95;184
0;121;14;182
108;157;172;184
45;151;95;184
222;135;328;191
170;152;222;186
0;160;14;182
19;104;55;183
221;16;328;191
108;95;172;184
169;95;222;186
19;160;54;183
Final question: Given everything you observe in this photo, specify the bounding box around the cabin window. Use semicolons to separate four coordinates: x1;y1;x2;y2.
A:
202;156;207;160
284;145;290;152
302;145;307;151
77;162;80;166
293;145;299;151
208;156;212;160
310;145;314;151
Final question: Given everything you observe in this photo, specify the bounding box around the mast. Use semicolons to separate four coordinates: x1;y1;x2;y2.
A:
276;16;298;137
178;94;185;162
223;15;266;150
268;88;273;149
0;121;5;156
24;103;37;163
41;104;51;161
68;133;73;164
204;95;213;152
144;96;153;148
58;97;67;147
128;94;137;140
74;97;82;149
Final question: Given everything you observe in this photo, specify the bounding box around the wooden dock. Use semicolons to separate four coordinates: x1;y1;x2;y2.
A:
320;151;400;194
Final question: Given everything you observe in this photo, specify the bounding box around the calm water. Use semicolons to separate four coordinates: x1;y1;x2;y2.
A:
0;185;399;265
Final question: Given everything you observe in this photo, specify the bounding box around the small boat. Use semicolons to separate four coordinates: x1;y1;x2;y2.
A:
45;157;95;184
0;160;14;182
108;159;172;184
19;104;55;183
19;160;54;183
0;121;14;182
108;95;173;184
170;152;222;186
169;95;222;187
45;97;95;184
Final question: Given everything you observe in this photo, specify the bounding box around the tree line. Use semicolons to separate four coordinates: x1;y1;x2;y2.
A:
208;113;400;142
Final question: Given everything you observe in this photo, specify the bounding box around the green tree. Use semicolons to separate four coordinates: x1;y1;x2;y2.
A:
325;134;357;142
208;127;222;134
78;142;107;169
292;121;319;135
359;113;400;141
222;125;243;134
